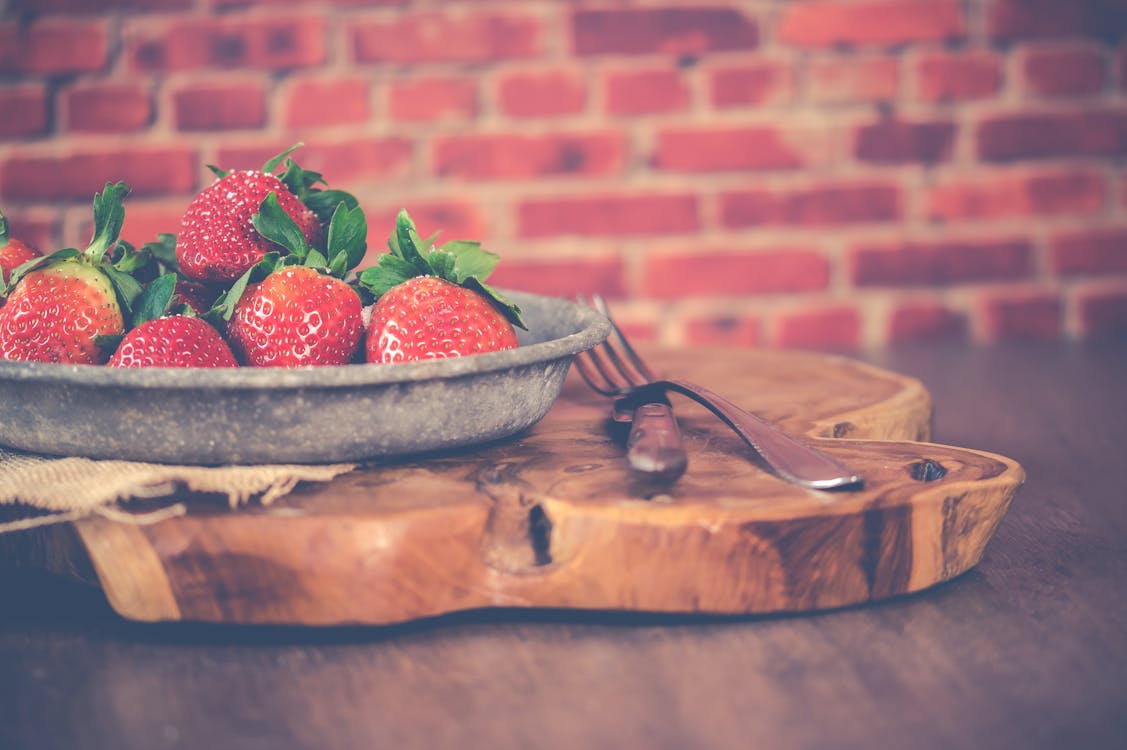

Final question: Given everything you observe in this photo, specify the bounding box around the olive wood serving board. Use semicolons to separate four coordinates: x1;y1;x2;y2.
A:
3;347;1024;625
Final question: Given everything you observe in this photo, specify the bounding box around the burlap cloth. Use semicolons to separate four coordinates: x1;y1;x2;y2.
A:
0;445;355;534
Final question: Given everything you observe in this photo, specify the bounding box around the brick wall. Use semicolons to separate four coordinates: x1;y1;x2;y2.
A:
1;0;1125;350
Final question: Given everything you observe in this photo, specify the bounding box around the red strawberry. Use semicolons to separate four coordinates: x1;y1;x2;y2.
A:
0;263;123;364
366;276;518;363
359;210;525;364
177;169;321;282
209;189;369;367
227;266;362;366
0;210;40;286
109;315;238;368
0;183;134;365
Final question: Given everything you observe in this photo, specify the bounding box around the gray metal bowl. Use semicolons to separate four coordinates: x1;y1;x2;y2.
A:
0;291;610;465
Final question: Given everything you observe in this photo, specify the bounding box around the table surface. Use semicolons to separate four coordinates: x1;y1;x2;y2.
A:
2;338;1125;750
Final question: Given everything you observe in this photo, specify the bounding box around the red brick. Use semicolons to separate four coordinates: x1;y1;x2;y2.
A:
605;69;690;115
0;212;54;254
720;181;901;228
215;0;403;6
807;56;898;104
1051;229;1127;276
118;202;186;247
1078;287;1127;335
64;83;152;134
642;249;829;298
889;302;967;343
0;19;108;75
11;0;191;11
285;77;369;128
216;139;412;184
388;77;477;123
656;126;817;172
434;133;624;181
0;147;198;201
709;62;792;108
984;293;1062;340
1022;45;1106;97
361;201;487;267
915;51;1003;102
518;194;698;238
0;86;48;138
851;239;1033;286
498;70;586;118
779;0;964;48
855;118;955;164
352;12;540;64
775;306;861;351
127;16;326;72
489;256;627;299
685;316;762;347
173;82;267;132
926;168;1106;222
989;0;1127;42
977;109;1127;161
573;7;758;56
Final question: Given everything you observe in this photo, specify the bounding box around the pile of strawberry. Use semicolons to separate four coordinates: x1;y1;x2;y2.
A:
0;147;525;369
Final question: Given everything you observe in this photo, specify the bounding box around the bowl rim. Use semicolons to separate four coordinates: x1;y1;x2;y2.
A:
0;291;611;391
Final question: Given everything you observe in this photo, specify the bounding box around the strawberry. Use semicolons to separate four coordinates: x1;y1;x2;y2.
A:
109;315;237;368
0;183;140;365
228;266;363;366
211;190;368;367
176;145;356;283
0;210;40;286
359;210;525;364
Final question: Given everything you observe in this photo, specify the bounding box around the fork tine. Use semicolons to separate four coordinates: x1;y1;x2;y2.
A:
585;340;633;393
573;350;618;396
591;295;658;385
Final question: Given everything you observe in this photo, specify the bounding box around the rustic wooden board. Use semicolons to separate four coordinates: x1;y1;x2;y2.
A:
8;347;1024;625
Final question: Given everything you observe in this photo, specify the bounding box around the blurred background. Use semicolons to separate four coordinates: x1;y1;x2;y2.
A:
1;0;1125;351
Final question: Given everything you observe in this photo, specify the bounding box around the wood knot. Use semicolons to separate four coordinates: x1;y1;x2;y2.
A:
909;459;947;482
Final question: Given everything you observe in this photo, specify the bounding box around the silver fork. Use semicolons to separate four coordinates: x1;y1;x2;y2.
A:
576;295;863;491
574;296;689;483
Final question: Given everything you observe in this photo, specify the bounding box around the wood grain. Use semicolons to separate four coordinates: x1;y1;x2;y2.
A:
21;346;1023;624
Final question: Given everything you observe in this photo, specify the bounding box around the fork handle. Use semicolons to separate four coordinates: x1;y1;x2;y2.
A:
625;401;688;483
659;378;862;490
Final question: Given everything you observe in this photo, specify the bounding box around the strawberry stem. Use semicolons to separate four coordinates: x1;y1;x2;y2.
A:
83;182;130;263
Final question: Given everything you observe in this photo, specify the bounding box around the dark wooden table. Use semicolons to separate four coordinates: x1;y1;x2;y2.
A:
2;339;1125;750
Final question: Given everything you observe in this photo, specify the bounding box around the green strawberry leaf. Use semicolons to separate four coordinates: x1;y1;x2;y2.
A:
131;273;178;327
303;248;329;269
443;240;499;284
305;189;358;225
464;277;527;330
0;209;9;246
204;252;281;325
94;333;125;355
141;233;179;272
357;256;416;297
428;248;456;280
85;182;130;263
278;158;326;203
262;143;304;175
392;210;433;276
252;191;309;261
326;201;368;275
101;263;145;317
